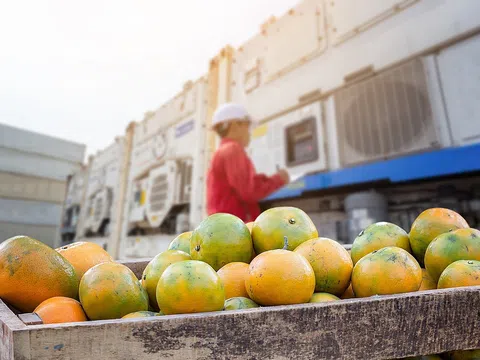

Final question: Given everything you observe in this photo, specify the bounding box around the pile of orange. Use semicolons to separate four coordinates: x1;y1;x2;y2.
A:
0;206;479;335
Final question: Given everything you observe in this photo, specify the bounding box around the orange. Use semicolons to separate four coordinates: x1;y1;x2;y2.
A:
56;241;113;280
79;262;149;320
157;260;225;315
449;349;480;360
424;228;480;282
190;213;253;270
402;356;443;360
437;260;480;289
167;231;192;254
246;222;256;261
141;250;191;309
0;236;79;312
34;297;87;324
409;208;469;265
294;238;353;296
245;249;315;306
217;262;250;299
340;284;355;299
351;222;411;265
309;293;340;303
352;247;422;298
419;269;437;291
224;297;259;311
252;207;318;253
122;311;159;319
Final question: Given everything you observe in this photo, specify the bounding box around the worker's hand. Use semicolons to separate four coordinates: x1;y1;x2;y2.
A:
277;169;290;184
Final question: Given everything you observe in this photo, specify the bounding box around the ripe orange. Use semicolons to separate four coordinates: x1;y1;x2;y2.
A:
252;207;318;253
352;247;422;298
351;222;411;265
190;213;253;270
409;208;469;265
56;241;113;280
34;297;87;324
294;238;353;296
245;249;315;306
141;250;191;309
309;293;340;303
437;260;480;289
157;260;225;315
424;228;480;282
168;231;192;254
340;284;355;299
217;262;250;299
0;236;79;312
418;269;437;291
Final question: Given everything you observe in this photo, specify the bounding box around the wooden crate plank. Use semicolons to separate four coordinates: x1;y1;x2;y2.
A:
0;300;29;360
18;314;42;326
20;287;480;360
119;258;150;280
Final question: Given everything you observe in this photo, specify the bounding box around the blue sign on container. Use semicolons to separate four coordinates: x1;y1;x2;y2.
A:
175;119;194;138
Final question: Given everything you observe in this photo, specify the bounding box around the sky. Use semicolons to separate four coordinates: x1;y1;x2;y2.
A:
0;0;298;157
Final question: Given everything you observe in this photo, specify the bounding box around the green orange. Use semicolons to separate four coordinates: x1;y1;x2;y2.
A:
156;260;225;315
224;297;259;311
121;311;159;319
294;238;353;296
340;284;355;299
0;236;79;312
141;250;191;309
252;207;318;253
409;208;469;265
168;231;192;254
449;349;480;359
351;222;411;265
309;293;340;303
437;260;480;289
352;247;422;298
190;213;253;271
424;228;480;282
79;262;149;320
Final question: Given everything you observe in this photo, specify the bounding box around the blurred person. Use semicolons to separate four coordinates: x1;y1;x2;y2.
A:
206;103;289;222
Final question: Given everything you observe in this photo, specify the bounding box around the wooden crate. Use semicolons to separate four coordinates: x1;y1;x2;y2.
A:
1;259;480;360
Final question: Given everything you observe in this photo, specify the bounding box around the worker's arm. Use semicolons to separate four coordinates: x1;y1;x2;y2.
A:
222;144;287;202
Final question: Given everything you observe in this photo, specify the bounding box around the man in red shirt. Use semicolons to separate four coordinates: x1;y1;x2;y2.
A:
207;103;289;222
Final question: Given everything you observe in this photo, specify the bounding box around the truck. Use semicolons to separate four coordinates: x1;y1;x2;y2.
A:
118;80;211;259
206;0;480;244
59;0;480;259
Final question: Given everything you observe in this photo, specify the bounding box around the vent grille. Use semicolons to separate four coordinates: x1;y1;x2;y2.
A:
335;58;437;166
150;174;168;212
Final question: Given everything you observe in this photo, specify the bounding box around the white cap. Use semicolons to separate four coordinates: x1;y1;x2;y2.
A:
211;103;252;129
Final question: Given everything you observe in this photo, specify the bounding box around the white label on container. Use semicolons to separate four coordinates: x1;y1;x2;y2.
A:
351;209;368;219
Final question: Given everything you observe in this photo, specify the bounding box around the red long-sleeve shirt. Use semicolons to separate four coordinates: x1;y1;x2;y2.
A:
207;138;286;222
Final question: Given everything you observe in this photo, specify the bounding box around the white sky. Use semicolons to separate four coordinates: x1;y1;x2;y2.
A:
0;0;298;156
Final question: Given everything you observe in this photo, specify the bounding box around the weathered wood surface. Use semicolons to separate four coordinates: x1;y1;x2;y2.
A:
0;287;478;360
119;258;150;280
18;314;42;326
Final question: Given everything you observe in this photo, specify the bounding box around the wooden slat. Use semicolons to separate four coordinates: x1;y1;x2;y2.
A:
119;258;150;280
15;287;480;360
18;314;42;326
0;299;28;360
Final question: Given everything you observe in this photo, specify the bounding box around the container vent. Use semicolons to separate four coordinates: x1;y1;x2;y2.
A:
335;58;439;166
